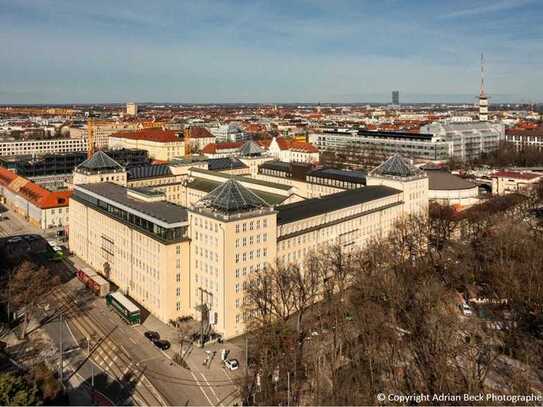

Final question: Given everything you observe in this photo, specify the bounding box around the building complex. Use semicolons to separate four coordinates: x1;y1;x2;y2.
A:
68;152;429;338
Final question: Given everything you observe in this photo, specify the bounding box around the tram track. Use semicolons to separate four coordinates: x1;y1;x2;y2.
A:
50;286;167;406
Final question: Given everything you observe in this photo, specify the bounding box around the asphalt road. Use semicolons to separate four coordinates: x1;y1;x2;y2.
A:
1;204;242;405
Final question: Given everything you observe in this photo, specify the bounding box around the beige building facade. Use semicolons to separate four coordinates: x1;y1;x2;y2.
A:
67;153;430;339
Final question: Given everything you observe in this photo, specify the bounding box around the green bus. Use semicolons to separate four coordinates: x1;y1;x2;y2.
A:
106;291;141;325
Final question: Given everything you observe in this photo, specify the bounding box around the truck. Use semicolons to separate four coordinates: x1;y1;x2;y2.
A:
77;267;110;297
106;291;141;326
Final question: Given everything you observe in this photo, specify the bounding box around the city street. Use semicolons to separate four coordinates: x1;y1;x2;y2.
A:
1;205;243;405
47;273;243;406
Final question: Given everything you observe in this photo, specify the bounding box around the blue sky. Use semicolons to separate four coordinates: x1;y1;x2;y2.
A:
0;0;541;103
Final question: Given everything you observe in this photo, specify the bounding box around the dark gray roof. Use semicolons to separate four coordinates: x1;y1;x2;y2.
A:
259;160;292;172
76;151;124;173
426;170;477;191
127;164;173;180
207;157;248;171
187;177;288;205
370;153;424;178
75;182;187;224
190;167;292;191
308;168;367;184
277;186;401;225
239;140;264;156
198;179;270;213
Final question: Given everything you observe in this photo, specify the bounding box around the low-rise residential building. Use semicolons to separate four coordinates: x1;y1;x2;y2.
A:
0;166;71;229
491;171;542;195
266;137;320;163
184;127;215;152
109;128;185;161
201;142;244;159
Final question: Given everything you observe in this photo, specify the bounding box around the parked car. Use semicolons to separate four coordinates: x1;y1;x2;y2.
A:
225;359;239;371
154;339;171;350
144;331;160;341
461;303;473;316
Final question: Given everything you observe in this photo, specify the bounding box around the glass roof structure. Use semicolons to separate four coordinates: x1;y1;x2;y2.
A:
76;151;124;174
239;140;264;156
197;179;270;213
369;153;424;178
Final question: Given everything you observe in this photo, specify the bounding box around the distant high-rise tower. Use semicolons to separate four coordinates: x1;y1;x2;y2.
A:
392;90;400;105
127;102;138;116
478;54;488;121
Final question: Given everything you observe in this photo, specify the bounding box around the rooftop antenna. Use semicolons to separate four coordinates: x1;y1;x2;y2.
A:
480;52;485;98
478;53;489;121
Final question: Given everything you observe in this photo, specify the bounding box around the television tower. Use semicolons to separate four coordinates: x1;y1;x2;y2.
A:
479;53;488;121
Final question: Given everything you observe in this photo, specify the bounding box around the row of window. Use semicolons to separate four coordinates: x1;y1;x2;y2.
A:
235;219;268;233
235;249;268;263
235;233;268;247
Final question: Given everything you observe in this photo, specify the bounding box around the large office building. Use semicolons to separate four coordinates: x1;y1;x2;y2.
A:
420;121;505;161
310;129;450;169
0;137;87;157
68;153;429;339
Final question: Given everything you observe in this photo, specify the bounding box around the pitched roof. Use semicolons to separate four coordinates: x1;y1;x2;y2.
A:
198;179;270;213
127;164;173;180
369;153;425;178
111;128;181;143
187;177;288;206
0;166;71;209
277;186;401;225
202;142;244;154
76;151;124;173
187;127;214;139
274;137;291;150
207;157;248;171
239;140;264;156
289;141;319;153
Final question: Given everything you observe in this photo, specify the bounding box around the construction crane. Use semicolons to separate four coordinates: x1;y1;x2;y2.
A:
184;125;191;157
87;115;95;158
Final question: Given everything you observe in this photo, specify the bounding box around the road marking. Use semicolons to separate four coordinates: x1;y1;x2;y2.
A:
199;372;222;404
161;350;173;360
128;337;137;344
190;369;214;406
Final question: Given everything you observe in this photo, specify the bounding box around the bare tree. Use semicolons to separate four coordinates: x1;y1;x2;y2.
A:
5;260;61;338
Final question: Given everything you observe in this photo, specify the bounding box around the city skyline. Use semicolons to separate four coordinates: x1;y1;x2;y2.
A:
0;0;542;104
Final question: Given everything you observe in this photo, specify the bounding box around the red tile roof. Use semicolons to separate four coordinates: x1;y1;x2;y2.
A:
187;127;214;139
289;141;319;153
275;137;291;150
111;127;180;143
493;171;542;181
202;142;244;154
0;166;71;209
